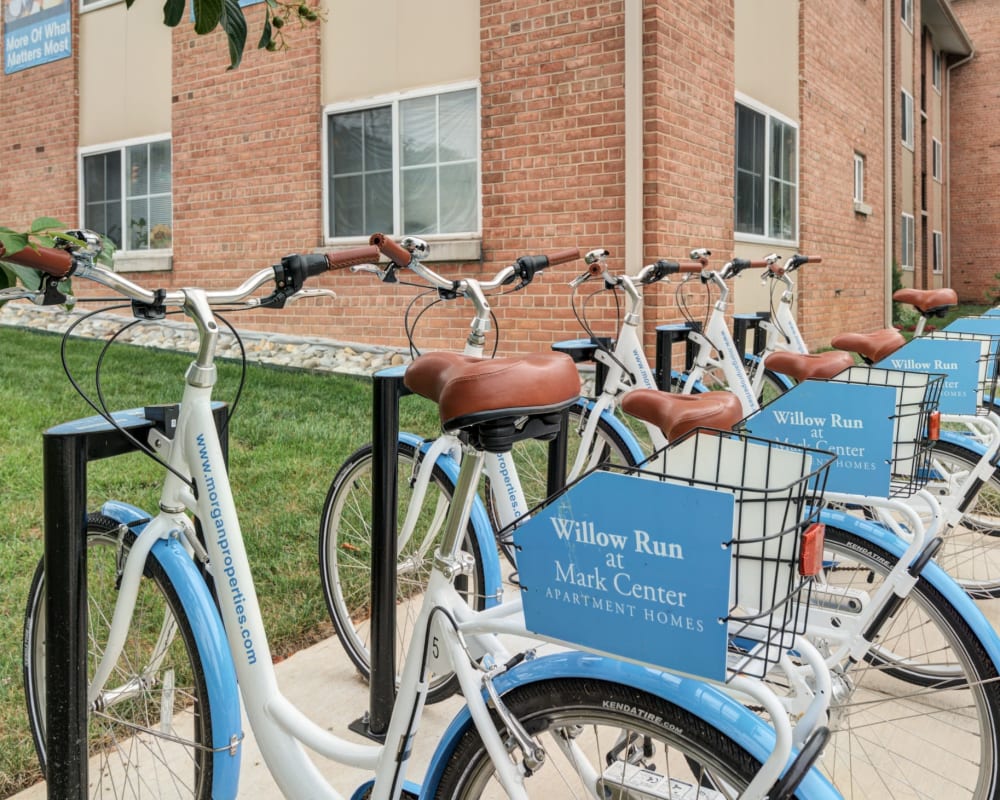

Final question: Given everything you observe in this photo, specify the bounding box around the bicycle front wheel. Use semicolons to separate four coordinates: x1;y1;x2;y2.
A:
23;514;214;800
815;524;1000;799
434;677;791;799
927;438;1000;597
318;440;486;703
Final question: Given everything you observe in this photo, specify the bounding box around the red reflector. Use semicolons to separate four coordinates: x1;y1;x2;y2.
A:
799;522;825;577
928;410;941;441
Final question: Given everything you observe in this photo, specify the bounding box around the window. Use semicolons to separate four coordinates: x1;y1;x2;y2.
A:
933;230;943;273
932;50;942;92
932;138;942;181
854;153;865;203
735;98;798;243
325;85;479;240
81;138;172;252
901;213;915;271
901;90;914;149
901;0;913;30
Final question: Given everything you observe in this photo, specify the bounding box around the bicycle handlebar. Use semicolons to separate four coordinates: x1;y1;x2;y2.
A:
367;232;580;294
0;243;75;278
0;237;380;309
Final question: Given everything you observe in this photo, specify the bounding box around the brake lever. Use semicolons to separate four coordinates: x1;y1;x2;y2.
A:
284;288;337;305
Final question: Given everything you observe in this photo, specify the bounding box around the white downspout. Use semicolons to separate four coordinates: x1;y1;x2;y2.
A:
624;0;642;276
884;0;894;325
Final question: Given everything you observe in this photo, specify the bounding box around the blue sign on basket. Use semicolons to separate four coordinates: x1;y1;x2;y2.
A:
514;470;734;683
878;338;982;414
945;317;1000;375
743;381;895;495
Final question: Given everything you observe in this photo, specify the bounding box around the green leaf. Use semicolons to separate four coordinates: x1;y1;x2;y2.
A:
28;217;66;234
0;232;29;255
193;0;223;35
162;0;185;27
257;10;272;50
3;264;42;291
0;264;14;291
219;0;248;68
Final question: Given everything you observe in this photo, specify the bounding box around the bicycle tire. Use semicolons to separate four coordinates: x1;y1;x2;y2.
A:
433;676;801;799
23;514;214;800
318;440;486;703
488;404;640;560
815;524;1000;799
927;438;1000;597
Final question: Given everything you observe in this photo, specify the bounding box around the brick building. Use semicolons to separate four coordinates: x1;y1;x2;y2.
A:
0;0;983;354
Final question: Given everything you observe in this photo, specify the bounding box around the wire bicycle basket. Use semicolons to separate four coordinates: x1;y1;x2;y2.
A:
511;429;833;683
828;365;945;497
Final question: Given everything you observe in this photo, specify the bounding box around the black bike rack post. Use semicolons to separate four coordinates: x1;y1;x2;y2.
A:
363;366;411;737
42;404;227;800
654;322;701;391
733;311;771;358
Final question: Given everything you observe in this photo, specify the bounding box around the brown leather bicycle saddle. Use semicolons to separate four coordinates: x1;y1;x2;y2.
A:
621;389;744;441
830;328;905;363
404;352;581;449
764;350;854;382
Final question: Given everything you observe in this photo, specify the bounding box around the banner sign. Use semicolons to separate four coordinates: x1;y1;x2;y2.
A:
4;0;71;74
514;470;735;682
743;380;895;495
878;338;983;414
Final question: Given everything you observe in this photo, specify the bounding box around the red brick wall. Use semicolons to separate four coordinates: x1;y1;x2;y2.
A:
797;0;888;346
0;15;79;230
640;1;735;343
950;0;1000;303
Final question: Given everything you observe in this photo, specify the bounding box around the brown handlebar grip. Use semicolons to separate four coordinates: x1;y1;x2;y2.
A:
676;261;706;273
0;244;74;278
368;233;413;267
747;260;771;269
545;248;580;266
807;256;822;264
325;245;381;271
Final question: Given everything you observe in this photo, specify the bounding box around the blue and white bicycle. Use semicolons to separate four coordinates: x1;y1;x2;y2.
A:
6;233;842;800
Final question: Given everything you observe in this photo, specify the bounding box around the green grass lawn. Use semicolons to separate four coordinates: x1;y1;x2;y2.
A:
0;325;438;796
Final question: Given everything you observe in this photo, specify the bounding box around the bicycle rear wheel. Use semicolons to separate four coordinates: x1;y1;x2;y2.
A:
318;440;486;703
813;524;1000;799
23;514;214;800
926;439;1000;597
434;677;795;799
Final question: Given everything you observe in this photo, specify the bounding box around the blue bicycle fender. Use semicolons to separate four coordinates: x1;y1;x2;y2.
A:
938;428;990;460
670;369;712;395
400;432;504;608
819;507;1000;668
574;397;646;464
418;650;840;800
744;354;796;391
99;501;243;799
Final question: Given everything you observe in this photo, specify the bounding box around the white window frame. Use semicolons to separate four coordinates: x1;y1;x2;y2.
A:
78;133;173;273
322;81;482;261
734;93;800;246
932;138;942;181
901;89;915;150
932;50;942;92
933;230;943;274
80;0;123;13
901;212;915;271
901;0;913;31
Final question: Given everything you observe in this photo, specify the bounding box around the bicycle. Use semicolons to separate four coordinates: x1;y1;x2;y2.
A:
736;256;1000;596
4;232;841;800
552;251;1000;799
320;240;1000;800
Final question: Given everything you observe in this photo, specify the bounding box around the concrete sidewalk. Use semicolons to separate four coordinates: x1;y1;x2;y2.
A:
14;633;463;799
